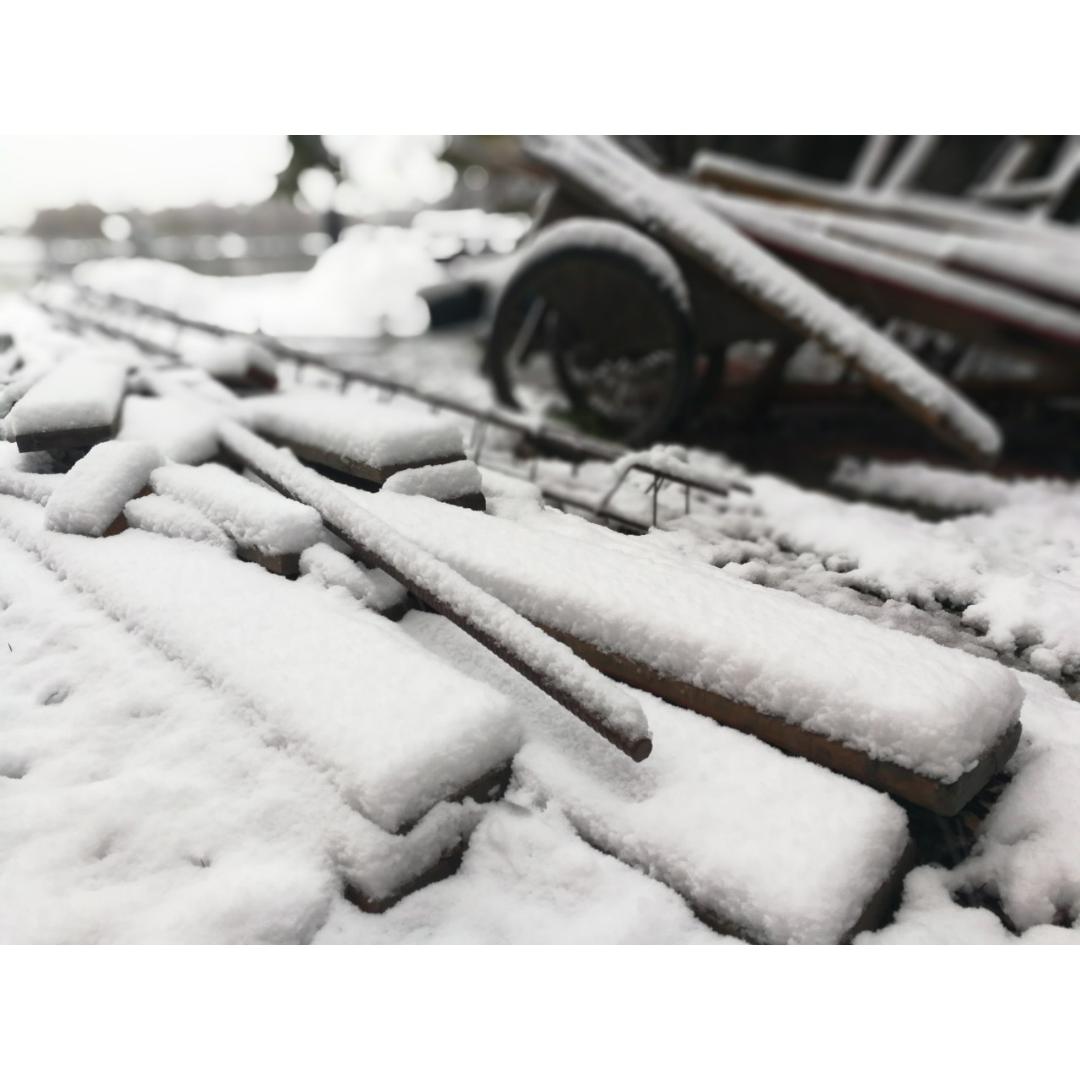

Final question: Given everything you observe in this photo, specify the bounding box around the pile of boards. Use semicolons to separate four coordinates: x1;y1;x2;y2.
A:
0;328;1028;943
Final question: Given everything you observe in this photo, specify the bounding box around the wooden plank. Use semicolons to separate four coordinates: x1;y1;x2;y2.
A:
573;817;918;944
236;546;301;578
540;625;1021;816
15;420;119;454
345;841;468;914
257;430;465;489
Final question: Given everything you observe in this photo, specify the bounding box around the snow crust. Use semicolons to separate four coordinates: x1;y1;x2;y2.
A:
6;350;127;437
44;441;162;537
362;490;1022;782
151;462;322;554
246;391;465;470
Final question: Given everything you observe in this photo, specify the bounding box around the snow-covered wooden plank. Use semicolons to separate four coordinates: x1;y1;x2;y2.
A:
406;612;914;944
690;149;1080;252
6;351;127;453
150;462;322;558
782;208;1080;311
0;496;521;836
44;440;162;537
694;189;1080;363
184;336;278;389
246;392;467;487
118;395;219;464
356;491;1024;813
382;459;486;511
523;135;1002;463
219;421;653;761
299;541;411;620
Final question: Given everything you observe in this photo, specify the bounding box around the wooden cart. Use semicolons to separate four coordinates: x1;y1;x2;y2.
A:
484;135;1079;462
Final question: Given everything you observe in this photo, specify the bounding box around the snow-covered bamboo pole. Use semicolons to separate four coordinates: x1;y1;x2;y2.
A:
218;421;653;762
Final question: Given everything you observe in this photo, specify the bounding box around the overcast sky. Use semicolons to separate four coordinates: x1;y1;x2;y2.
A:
0;135;454;228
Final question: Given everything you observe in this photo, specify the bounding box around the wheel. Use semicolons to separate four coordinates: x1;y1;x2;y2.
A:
485;218;696;446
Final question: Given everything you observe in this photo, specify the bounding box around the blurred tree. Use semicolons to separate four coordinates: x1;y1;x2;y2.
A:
274;135;346;243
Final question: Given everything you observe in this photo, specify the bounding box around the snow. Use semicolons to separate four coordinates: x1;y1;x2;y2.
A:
245;391;466;472
150;462;322;555
44;441;163;537
315;801;723;945
747;471;1080;684
860;674;1080;943
123;493;235;552
5;350;127;438
831;457;1070;514
0;496;521;835
218;421;652;758
118;395;219;464
0;532;491;941
8;249;1079;944
298;541;408;614
405;612;909;945
0;469;61;504
524;135;1002;460
382;459;482;501
359;488;1022;783
76;224;447;339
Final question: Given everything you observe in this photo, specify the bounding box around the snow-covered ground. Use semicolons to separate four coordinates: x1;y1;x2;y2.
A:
2;252;1079;945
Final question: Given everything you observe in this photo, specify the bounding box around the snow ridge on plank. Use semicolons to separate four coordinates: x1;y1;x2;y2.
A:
6;350;127;443
247;392;465;473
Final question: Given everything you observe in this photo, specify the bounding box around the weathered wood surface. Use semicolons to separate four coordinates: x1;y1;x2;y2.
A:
539;625;1021;816
236;546;302;578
